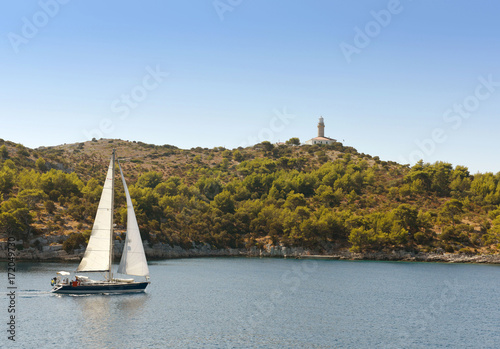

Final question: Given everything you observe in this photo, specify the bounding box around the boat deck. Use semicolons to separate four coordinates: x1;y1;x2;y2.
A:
52;281;150;294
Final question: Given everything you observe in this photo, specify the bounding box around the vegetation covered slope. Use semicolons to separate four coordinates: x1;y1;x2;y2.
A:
1;138;500;256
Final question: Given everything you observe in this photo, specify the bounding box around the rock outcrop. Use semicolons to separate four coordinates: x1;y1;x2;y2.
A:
1;240;499;264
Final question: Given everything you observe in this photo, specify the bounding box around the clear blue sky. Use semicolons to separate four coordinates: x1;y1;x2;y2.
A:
1;0;499;173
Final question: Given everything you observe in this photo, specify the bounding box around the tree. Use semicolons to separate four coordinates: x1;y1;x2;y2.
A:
82;178;103;203
233;150;244;162
0;212;24;237
284;191;306;210
40;169;83;197
0;199;33;239
44;200;56;214
222;150;232;160
349;227;377;252
0;145;8;160
35;158;47;172
136;171;163;189
0;166;15;194
450;166;471;197
483;216;500;246
213;191;235;214
18;189;48;209
286;137;300;146
16;144;29;157
17;169;41;190
155;178;180;197
430;162;453;196
62;233;87;253
315;185;340;207
439;199;463;226
392;204;419;241
257;141;274;152
196;177;222;201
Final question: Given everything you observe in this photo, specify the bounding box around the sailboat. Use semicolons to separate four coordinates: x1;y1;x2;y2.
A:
51;150;150;294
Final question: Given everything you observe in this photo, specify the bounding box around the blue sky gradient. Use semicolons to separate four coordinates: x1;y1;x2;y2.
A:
1;0;499;173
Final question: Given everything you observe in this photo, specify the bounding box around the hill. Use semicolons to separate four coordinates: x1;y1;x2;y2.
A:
1;137;500;261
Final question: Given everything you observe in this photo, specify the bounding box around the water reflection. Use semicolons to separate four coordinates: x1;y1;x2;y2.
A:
71;293;149;347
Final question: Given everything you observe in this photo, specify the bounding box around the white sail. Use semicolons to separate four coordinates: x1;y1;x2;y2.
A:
117;162;149;277
77;156;114;272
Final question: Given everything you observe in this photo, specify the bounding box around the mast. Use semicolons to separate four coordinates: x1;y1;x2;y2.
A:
108;149;115;281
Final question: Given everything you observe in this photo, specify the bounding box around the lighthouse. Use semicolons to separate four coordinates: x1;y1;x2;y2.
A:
305;116;336;145
318;116;325;137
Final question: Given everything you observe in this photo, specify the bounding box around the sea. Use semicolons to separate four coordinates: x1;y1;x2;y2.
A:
1;257;499;349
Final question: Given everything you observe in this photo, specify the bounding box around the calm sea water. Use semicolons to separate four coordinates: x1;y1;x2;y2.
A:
1;258;499;349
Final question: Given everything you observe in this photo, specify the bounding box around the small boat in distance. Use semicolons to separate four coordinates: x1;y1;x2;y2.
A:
51;150;150;294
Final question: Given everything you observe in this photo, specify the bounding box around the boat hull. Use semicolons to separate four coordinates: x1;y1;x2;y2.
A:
51;282;149;294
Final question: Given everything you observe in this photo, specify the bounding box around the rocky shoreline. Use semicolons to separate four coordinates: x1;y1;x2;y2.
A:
1;240;499;264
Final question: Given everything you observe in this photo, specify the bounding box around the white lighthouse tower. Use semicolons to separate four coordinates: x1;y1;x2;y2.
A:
318;116;325;137
305;117;336;145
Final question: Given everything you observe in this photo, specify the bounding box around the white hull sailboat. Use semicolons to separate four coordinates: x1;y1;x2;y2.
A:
51;151;150;294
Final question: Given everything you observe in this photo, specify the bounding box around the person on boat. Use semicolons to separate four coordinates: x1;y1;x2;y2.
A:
51;277;56;286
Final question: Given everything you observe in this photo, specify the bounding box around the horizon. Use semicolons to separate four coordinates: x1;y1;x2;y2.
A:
1;1;499;174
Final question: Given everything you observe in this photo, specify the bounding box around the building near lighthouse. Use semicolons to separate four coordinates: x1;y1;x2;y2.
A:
305;117;336;145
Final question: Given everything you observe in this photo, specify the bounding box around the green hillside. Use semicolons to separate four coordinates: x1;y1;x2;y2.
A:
1;138;500;257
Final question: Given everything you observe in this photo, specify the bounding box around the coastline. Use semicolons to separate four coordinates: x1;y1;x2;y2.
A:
1;241;499;264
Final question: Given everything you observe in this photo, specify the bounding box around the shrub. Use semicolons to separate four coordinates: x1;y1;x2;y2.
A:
62;233;87;253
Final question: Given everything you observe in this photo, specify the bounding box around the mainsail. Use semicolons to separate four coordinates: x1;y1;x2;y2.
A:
117;161;150;277
77;154;115;273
